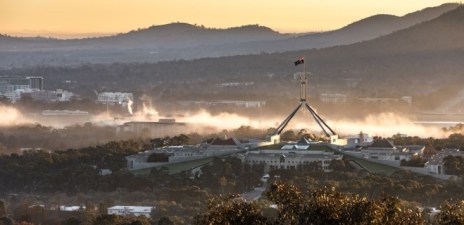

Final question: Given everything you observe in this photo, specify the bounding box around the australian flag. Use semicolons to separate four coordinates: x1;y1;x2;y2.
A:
294;57;304;66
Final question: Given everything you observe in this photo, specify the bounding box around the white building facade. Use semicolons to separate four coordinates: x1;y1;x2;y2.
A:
97;92;133;105
107;206;154;218
243;140;342;172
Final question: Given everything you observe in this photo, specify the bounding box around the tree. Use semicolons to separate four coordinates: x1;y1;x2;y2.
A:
400;156;427;167
281;130;297;141
158;216;174;225
193;195;267;225
63;217;81;225
0;217;13;225
267;182;422;225
435;200;464;225
0;201;6;218
93;214;121;225
218;176;227;194
443;155;464;175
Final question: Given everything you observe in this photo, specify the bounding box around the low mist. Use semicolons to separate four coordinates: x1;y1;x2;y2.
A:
2;100;462;140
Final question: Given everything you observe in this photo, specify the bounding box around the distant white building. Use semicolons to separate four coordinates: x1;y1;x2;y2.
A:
401;145;426;156
425;149;464;175
97;92;133;106
219;82;255;87
41;110;89;116
117;119;187;138
360;139;414;161
343;133;374;149
243;138;342;172
107;206;154;218
126;138;244;171
0;76;45;102
60;206;85;212
319;93;348;104
358;96;412;106
177;100;266;108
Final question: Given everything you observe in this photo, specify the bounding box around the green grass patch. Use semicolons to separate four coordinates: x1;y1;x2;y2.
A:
255;143;336;152
343;154;400;176
130;157;216;176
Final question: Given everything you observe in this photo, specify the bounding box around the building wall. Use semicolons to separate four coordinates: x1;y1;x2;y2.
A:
97;92;133;105
244;149;341;172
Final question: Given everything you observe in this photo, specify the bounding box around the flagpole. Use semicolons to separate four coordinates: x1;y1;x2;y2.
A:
303;55;306;102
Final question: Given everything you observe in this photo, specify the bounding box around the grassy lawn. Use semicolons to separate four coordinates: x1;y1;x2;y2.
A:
343;154;400;176
255;143;336;152
130;157;216;176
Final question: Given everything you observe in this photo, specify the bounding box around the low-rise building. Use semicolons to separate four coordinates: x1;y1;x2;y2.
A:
425;149;464;175
243;138;342;172
343;133;374;149
319;93;348;104
360;139;414;161
107;206;154;218
117;119;187;138
126;138;244;171
177;100;266;108
59;206;85;212
358;96;412;106
401;145;426;156
97;92;133;106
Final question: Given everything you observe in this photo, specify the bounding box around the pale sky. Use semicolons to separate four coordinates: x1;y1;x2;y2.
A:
0;0;456;38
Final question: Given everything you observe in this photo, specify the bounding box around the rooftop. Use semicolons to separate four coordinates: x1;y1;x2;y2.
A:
369;139;395;149
108;206;154;213
256;142;336;152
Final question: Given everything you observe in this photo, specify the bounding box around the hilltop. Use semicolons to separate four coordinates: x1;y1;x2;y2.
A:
0;3;459;68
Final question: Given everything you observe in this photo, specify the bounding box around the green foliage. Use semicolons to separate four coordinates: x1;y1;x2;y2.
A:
281;130;297;141
329;159;354;172
63;217;82;225
400;156;427;167
268;182;421;225
0;201;6;218
435;200;464;225
158;216;174;225
193;195;267;225
443;155;464;176
0;217;13;225
92;214;151;225
194;182;423;225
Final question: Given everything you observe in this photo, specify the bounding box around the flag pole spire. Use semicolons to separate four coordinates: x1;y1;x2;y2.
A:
301;55;306;102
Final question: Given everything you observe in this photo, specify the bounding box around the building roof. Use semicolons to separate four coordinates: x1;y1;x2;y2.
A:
297;136;313;145
208;137;241;146
402;145;425;152
108;206;154;213
60;206;84;211
246;151;342;160
369;139;395;149
426;149;464;165
256;142;336;152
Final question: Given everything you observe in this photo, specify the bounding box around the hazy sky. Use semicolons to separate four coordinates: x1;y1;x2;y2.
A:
0;0;455;38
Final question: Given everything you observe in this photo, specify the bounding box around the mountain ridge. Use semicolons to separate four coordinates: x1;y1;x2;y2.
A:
0;3;460;68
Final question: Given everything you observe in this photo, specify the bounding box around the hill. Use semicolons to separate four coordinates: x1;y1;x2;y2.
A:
0;4;459;68
240;3;460;52
4;6;462;107
0;23;287;51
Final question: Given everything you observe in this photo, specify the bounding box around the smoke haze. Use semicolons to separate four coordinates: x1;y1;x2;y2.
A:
0;102;460;139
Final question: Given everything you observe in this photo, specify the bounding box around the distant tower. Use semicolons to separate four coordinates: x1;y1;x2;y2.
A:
27;76;44;90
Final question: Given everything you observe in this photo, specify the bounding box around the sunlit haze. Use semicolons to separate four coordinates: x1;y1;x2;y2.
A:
0;103;453;139
1;0;454;38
